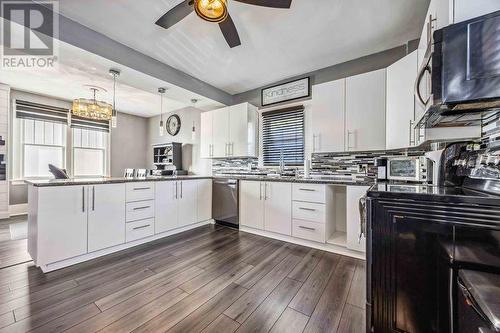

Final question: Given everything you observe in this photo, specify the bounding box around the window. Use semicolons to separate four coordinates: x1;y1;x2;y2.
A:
262;106;305;166
72;128;108;177
21;119;66;178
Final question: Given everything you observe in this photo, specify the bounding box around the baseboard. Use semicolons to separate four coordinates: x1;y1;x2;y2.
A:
9;204;28;217
239;226;366;260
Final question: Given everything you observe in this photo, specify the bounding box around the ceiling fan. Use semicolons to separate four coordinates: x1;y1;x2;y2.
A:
155;0;293;48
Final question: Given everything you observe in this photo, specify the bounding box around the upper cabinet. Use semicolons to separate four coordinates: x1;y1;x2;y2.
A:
200;102;258;159
454;0;500;23
311;79;345;153
345;69;386;152
386;51;419;150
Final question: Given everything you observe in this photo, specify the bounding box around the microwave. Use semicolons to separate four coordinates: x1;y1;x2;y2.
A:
387;156;432;183
415;10;500;127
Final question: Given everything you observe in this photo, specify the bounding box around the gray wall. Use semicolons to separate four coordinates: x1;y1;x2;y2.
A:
110;112;148;177
233;40;419;107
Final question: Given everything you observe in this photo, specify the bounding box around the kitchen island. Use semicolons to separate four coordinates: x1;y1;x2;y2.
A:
26;176;213;272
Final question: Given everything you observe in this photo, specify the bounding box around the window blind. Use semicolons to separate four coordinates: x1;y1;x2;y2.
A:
262;105;304;166
71;115;110;132
15;100;68;123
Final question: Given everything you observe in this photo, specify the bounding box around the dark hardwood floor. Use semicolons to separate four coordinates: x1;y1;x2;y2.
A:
0;223;366;333
0;216;31;270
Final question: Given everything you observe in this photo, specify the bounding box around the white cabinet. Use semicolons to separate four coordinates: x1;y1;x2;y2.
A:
200;112;213;158
264;182;292;236
36;185;88;264
178;180;198;227
346;186;369;253
88;184;126;252
454;0;500;23
240;181;264;230
200;102;258;158
197;179;212;222
240;181;291;236
311;79;345;153
345;69;386;151
386;51;419;150
155;180;200;233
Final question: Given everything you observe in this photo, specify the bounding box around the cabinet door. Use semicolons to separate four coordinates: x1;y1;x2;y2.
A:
264;182;292;236
178;180;198;227
212;108;229;158
386;51;418;150
346;186;369;252
454;0;500;23
155;181;178;234
240;181;264;230
197;179;212;222
88;184;126;252
311;79;345;153
228;103;248;157
345;69;386;151
200;111;213;158
38;185;88;264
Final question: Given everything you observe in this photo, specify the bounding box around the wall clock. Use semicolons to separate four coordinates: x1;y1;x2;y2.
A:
166;114;181;136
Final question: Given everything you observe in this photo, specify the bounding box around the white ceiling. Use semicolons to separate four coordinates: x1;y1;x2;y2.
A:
58;0;429;94
0;18;225;117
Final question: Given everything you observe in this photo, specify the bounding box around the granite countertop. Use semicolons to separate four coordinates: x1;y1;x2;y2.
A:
25;175;212;187
26;174;375;187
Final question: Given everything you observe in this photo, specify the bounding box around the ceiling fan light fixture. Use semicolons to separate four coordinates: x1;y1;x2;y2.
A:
194;0;228;23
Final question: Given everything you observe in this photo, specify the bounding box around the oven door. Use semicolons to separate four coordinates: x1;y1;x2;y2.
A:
387;158;421;182
439;10;500;105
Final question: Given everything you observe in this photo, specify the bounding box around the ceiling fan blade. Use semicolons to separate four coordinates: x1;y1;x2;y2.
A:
232;0;292;9
219;14;241;48
155;0;193;29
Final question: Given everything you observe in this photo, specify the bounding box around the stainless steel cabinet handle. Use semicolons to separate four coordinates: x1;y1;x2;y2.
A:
312;134;316;153
409;120;415;146
175;182;178;199
180;182;183;199
230;142;234;156
133;224;150;231
299;207;316;211
259;182;262;200
264;183;268;200
92;186;95;211
299;226;316;231
82;186;85;212
225;143;228;156
299;188;315;192
133;206;150;210
347;130;355;150
133;187;150;191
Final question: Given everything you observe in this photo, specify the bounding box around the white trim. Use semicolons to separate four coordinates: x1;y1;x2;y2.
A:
239;225;366;261
9;203;27;216
37;219;214;272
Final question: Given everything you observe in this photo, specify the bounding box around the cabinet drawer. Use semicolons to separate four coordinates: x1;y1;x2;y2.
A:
126;218;154;242
292;219;325;243
126;182;154;202
126;200;154;222
292;201;325;223
292;184;325;203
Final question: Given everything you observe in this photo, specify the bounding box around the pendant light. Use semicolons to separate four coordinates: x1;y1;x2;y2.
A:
158;88;166;137
72;87;112;121
109;69;120;128
194;0;228;23
191;98;199;141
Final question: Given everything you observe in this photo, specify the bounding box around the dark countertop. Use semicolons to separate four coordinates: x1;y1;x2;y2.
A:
459;270;500;331
26;175;375;187
367;182;500;206
25;175;212;187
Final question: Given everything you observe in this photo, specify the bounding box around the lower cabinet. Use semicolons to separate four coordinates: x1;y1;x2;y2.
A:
197;179;212;222
178;180;198;227
240;181;292;236
88;184;126;252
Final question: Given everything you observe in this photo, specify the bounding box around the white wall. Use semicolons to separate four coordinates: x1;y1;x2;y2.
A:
147;106;210;175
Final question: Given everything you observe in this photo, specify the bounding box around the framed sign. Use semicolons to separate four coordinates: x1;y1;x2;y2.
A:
261;77;310;107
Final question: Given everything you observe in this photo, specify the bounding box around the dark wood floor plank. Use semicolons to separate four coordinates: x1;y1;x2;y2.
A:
236;277;302;333
168;283;247;333
303;257;357;333
106;262;252;333
337;304;365;333
270;307;310;333
347;261;366;309
27;303;100;333
0;312;14;329
224;254;303;324
242;240;284;267
201;314;240;333
289;252;340;316
288;249;324;283
66;266;203;333
169;231;238;257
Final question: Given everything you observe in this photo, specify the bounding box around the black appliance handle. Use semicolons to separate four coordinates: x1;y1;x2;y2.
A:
415;64;431;107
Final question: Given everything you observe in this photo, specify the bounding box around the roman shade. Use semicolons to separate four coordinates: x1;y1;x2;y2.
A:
15;100;68;124
71;115;110;132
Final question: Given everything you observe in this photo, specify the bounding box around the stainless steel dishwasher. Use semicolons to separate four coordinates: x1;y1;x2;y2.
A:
212;178;239;228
